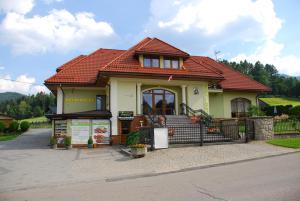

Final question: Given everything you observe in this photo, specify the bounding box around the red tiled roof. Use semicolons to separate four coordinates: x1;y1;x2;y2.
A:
135;37;189;58
192;56;271;92
45;37;270;92
56;55;87;72
45;49;124;84
100;38;222;79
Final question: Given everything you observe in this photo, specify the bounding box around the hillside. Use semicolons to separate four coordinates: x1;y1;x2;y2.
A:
0;92;25;103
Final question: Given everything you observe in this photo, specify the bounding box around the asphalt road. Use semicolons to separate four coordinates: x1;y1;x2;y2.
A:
1;152;299;201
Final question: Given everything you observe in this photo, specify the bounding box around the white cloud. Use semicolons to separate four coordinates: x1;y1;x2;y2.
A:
0;74;48;94
0;0;34;14
151;0;282;41
0;1;116;54
231;40;300;76
0;66;4;70
43;0;63;4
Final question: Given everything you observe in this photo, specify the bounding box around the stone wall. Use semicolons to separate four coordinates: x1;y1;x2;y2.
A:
249;117;274;140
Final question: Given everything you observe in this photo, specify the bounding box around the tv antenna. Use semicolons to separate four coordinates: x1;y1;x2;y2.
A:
214;50;221;61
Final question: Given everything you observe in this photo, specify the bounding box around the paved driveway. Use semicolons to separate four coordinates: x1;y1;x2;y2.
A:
0;129;297;195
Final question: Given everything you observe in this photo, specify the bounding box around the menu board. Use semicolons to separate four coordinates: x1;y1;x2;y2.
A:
92;120;111;144
71;119;90;144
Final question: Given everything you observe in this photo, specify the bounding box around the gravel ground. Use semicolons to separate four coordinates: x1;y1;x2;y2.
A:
0;129;297;193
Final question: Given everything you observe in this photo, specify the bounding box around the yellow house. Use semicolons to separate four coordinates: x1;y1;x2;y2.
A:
45;37;270;146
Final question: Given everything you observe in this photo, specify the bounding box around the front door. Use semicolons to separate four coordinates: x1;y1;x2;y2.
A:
143;89;175;115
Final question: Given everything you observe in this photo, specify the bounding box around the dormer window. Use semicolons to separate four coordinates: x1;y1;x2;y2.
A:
164;57;179;69
144;55;160;67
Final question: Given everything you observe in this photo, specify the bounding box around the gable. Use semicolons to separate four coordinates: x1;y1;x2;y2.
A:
135;38;189;58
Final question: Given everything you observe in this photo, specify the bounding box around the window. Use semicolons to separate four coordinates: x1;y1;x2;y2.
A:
143;56;160;67
164;57;179;69
231;98;251;118
96;95;106;111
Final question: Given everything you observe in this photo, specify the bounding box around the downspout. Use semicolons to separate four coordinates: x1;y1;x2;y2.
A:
108;83;111;112
59;84;65;114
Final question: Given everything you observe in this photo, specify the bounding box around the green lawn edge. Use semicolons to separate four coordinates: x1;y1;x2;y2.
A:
267;138;300;149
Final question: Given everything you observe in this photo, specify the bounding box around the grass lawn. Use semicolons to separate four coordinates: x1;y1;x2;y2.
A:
259;97;300;107
20;116;48;123
268;138;300;149
0;132;21;141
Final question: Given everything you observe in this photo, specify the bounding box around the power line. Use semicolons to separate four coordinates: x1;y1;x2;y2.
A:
0;78;44;86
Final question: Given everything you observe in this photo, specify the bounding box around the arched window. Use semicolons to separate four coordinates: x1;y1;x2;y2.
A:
143;89;175;115
231;98;251;118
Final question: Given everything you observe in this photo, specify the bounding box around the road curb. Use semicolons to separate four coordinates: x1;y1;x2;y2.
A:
106;150;300;182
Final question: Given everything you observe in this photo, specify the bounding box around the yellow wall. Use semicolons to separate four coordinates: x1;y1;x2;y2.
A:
63;88;106;113
209;91;258;118
117;81;137;114
209;93;224;118
187;82;209;113
111;77;209;115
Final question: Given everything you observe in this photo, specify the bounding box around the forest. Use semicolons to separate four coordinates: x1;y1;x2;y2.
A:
221;60;300;97
0;92;56;120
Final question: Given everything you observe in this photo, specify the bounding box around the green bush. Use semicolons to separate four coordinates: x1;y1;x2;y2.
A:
87;136;93;145
50;136;57;145
8;121;19;132
248;105;265;117
20;121;30;132
0;122;5;133
126;131;140;146
64;136;71;146
290;106;300;119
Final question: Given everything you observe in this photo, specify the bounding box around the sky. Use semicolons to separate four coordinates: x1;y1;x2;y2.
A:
0;0;300;94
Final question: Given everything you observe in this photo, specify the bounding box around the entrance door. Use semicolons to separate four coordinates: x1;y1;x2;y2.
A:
143;89;175;115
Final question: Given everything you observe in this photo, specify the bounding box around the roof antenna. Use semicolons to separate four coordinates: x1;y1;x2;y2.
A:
214;50;221;61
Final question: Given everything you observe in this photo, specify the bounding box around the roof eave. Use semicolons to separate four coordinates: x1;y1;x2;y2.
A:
99;71;224;81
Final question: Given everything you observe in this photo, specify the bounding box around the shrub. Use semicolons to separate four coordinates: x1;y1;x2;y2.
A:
64;136;71;146
248;105;265;117
290;106;300;119
0;122;5;133
87;136;93;145
50;136;57;145
8;121;19;132
20;121;30;132
126;131;140;146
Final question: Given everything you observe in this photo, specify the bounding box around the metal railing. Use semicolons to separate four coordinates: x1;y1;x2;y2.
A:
168;120;250;145
274;118;300;134
180;103;213;125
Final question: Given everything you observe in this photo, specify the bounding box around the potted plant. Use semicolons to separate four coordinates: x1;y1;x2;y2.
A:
190;115;201;124
64;136;72;149
50;136;57;149
130;144;147;158
87;136;93;148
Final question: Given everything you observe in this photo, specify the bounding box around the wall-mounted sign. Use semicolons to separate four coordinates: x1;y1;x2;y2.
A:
65;98;96;103
92;120;111;144
71;119;90;144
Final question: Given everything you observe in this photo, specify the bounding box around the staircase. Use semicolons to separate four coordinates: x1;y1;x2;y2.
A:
165;115;232;144
145;114;233;144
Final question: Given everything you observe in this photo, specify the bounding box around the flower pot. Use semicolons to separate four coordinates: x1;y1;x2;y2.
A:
52;144;57;149
131;147;147;158
88;144;93;148
93;144;97;148
66;145;72;150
